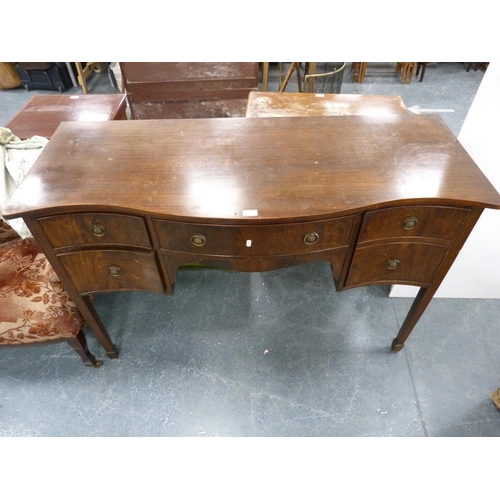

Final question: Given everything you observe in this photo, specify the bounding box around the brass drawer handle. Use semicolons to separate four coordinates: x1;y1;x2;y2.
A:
402;217;418;230
108;265;121;277
386;258;400;270
304;232;319;245
191;233;207;247
91;222;106;237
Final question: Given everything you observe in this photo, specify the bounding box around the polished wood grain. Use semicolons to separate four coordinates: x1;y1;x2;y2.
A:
4;115;500;358
4;94;127;139
245;92;408;117
345;242;450;288
154;216;355;256
356;206;470;244
59;249;163;294
4;115;500;221
39;213;152;250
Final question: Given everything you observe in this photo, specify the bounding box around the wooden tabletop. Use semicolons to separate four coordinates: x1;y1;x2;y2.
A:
245;92;408;117
4;115;500;222
4;94;128;139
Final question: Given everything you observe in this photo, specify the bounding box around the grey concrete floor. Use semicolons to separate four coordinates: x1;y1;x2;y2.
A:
1;62;499;438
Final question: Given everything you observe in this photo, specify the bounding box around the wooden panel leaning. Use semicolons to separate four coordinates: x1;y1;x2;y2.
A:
120;62;259;119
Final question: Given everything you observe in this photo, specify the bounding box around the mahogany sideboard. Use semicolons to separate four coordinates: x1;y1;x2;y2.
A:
3;115;500;360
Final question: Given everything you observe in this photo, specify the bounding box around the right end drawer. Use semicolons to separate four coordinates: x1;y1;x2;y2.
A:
345;242;450;288
357;206;470;244
344;205;470;289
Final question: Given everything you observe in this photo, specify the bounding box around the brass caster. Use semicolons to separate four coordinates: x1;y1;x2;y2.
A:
106;346;119;359
391;338;404;352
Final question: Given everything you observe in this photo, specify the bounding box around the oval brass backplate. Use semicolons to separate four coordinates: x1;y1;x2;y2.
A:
304;232;319;245
191;233;207;247
386;258;400;270
108;265;121;276
91;222;106;237
402;217;418;230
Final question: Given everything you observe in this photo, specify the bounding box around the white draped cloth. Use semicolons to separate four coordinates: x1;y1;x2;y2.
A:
0;126;48;238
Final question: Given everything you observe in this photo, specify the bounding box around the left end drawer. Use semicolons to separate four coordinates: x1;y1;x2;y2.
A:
39;213;152;250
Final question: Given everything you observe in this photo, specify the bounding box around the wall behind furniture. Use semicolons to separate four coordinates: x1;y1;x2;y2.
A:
390;62;500;298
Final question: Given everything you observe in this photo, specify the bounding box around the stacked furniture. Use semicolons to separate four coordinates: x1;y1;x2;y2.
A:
120;62;259;119
74;63;104;94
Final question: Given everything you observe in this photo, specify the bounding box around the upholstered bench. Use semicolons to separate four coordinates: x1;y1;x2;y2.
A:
0;219;101;367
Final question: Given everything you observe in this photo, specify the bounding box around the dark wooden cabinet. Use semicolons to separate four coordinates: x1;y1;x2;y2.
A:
120;62;259;119
4;115;500;359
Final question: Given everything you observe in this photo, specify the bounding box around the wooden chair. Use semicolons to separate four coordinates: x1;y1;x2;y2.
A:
352;62;367;83
0;219;101;367
396;62;417;84
278;62;303;92
74;62;103;94
353;62;417;84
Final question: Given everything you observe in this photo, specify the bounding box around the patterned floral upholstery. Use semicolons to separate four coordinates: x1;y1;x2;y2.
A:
0;219;101;366
0;219;20;244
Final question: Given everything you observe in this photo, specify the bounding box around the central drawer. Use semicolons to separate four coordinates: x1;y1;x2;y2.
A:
39;213;152;250
153;217;355;256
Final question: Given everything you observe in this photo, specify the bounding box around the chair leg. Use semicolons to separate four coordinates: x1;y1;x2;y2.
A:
407;62;417;83
66;330;103;367
352;62;360;82
295;63;303;93
360;62;367;82
75;62;88;93
417;62;427;82
261;62;269;91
